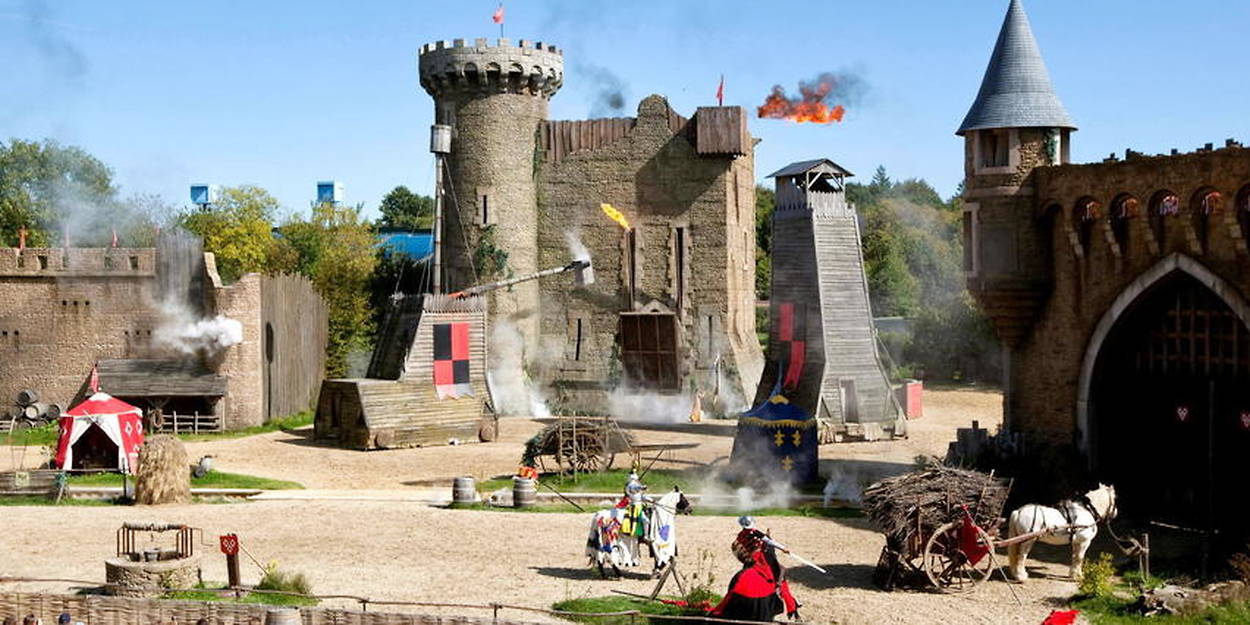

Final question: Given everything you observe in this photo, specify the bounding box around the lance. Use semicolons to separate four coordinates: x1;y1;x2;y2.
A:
741;517;829;575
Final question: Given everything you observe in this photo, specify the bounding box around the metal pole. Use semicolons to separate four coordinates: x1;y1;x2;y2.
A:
433;153;445;296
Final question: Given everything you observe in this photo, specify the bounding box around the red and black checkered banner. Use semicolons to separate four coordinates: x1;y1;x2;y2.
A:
433;323;473;399
777;302;806;389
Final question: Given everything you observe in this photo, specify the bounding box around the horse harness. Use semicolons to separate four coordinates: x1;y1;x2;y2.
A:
1057;495;1103;539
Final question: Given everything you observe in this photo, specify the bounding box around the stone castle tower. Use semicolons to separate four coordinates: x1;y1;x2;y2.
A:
418;38;564;346
958;0;1075;427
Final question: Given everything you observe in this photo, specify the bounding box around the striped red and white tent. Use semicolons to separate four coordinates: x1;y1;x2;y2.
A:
54;392;145;474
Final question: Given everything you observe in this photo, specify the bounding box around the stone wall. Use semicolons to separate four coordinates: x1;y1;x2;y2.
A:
212;273;264;430
0;248;160;409
104;556;202;598
969;140;1250;458
535;95;762;411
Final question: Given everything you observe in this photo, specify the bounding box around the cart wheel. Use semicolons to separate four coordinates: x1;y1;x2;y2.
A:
923;521;995;593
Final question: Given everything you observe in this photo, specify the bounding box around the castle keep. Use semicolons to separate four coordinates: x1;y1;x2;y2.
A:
417;39;762;411
961;0;1250;534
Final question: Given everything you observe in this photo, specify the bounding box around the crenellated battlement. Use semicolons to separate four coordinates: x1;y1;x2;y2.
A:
0;247;156;277
418;38;563;98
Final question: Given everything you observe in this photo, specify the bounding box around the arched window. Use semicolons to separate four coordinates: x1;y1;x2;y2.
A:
1191;188;1222;252
1238;185;1250;247
1110;194;1139;252
1149;191;1179;250
1073;197;1102;255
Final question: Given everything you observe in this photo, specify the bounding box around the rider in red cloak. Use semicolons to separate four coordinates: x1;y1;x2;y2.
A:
710;519;800;622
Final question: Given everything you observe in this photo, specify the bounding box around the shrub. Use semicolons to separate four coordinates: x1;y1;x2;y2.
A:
256;561;312;596
1077;552;1116;598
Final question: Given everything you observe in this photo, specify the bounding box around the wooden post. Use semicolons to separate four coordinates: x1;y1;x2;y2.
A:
226;550;240;588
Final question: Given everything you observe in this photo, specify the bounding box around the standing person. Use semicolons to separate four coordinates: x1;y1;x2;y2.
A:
710;517;800;622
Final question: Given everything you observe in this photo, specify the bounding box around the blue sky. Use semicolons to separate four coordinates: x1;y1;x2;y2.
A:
3;0;1247;221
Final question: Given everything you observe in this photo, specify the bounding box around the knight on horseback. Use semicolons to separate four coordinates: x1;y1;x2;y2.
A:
616;472;651;539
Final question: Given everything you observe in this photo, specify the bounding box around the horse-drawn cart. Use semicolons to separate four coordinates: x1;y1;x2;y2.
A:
523;417;636;474
864;465;1014;592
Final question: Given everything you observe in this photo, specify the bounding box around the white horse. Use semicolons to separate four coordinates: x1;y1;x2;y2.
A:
1006;483;1118;581
586;487;691;578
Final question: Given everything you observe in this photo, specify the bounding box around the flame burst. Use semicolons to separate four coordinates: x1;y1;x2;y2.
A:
757;73;848;124
600;203;631;230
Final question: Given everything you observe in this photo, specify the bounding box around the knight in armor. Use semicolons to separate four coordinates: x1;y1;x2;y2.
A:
711;516;800;622
615;471;650;537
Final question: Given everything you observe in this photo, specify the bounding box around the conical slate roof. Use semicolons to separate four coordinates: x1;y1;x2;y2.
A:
957;0;1075;135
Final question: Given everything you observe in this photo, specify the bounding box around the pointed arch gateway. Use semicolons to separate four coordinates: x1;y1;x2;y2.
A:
1077;254;1250;528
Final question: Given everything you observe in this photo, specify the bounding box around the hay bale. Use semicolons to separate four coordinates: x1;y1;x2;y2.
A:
135;435;191;505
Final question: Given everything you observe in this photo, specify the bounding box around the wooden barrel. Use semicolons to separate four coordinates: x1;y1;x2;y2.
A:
16;389;37;406
22;403;51;419
452;476;477;504
264;608;300;625
513;477;536;508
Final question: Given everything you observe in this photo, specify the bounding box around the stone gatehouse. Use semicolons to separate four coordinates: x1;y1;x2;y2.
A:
959;0;1250;535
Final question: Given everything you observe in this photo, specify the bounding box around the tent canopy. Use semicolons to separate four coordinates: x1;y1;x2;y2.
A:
55;392;145;474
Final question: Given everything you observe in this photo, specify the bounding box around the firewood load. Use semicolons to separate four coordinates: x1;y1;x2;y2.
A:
862;464;1010;549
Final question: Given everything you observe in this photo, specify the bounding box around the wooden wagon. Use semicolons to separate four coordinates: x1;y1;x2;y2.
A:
523;416;635;474
865;466;1013;592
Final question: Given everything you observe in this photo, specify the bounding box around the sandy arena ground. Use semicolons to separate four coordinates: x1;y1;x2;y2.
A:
0;388;1084;624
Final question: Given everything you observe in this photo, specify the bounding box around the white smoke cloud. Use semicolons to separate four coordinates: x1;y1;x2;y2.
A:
564;229;590;262
822;464;865;505
152;301;243;358
487;320;550;417
608;389;693;424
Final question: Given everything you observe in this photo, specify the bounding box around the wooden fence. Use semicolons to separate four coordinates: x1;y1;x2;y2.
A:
260;274;328;422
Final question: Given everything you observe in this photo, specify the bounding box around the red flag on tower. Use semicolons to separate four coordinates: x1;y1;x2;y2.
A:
17;226;26;252
716;75;724;106
492;3;504;24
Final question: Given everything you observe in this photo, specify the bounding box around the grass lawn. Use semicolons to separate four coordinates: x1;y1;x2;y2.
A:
553;595;716;625
0;495;114;506
2;411;313;446
164;586;317;607
1073;595;1250;625
68;470;303;490
481;469;692;494
450;501;860;518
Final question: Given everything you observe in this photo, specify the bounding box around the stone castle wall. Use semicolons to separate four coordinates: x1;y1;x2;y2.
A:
1008;146;1250;446
535;95;761;410
0;248;161;410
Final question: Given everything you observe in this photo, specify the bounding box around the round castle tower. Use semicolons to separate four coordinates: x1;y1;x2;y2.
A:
418;38;563;347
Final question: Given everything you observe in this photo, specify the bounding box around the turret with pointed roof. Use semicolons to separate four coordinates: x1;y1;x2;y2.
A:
958;0;1075;136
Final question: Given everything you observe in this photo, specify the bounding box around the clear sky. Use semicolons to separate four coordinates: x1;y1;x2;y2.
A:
4;0;1248;220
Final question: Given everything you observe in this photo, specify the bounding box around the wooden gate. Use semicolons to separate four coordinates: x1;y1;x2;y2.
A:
618;313;680;390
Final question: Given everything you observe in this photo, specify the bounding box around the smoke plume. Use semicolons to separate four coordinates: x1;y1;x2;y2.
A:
153;302;243;358
564;229;590;262
757;71;867;124
579;63;628;117
487;320;551;417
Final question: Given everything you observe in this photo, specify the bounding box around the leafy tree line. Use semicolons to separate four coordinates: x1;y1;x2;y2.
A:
754;166;1001;383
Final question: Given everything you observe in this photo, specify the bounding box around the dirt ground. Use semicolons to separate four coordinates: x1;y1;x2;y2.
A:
0;387;1086;624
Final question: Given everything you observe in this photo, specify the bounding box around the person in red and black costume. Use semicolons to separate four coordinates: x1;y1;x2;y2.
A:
710;517;800;622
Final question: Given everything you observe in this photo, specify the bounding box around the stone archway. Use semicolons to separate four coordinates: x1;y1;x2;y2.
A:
1076;254;1250;528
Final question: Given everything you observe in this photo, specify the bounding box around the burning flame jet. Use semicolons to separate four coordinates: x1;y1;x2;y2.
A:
757;73;847;124
600;203;631;230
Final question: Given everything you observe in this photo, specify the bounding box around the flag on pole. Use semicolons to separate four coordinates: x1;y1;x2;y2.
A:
88;363;100;393
111;228;118;248
492;3;504;24
716;75;724;106
17;226;26;252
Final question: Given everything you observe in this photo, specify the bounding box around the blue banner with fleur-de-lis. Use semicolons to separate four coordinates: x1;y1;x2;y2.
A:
733;392;818;485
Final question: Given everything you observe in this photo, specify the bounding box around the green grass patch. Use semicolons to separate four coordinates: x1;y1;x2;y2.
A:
1;423;59;446
0;495;114;506
553;595;717;625
164;586;317;607
174;411;314;442
480;469;693;494
1073;594;1250;625
448;501;860;518
67;470;303;490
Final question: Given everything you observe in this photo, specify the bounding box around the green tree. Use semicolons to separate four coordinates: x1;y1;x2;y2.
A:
180;185;286;283
0;139;117;246
280;202;378;377
754;185;775;299
377;185;434;230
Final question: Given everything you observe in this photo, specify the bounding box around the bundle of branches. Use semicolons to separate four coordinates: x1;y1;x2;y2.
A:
521;417;635;468
862;465;1009;548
